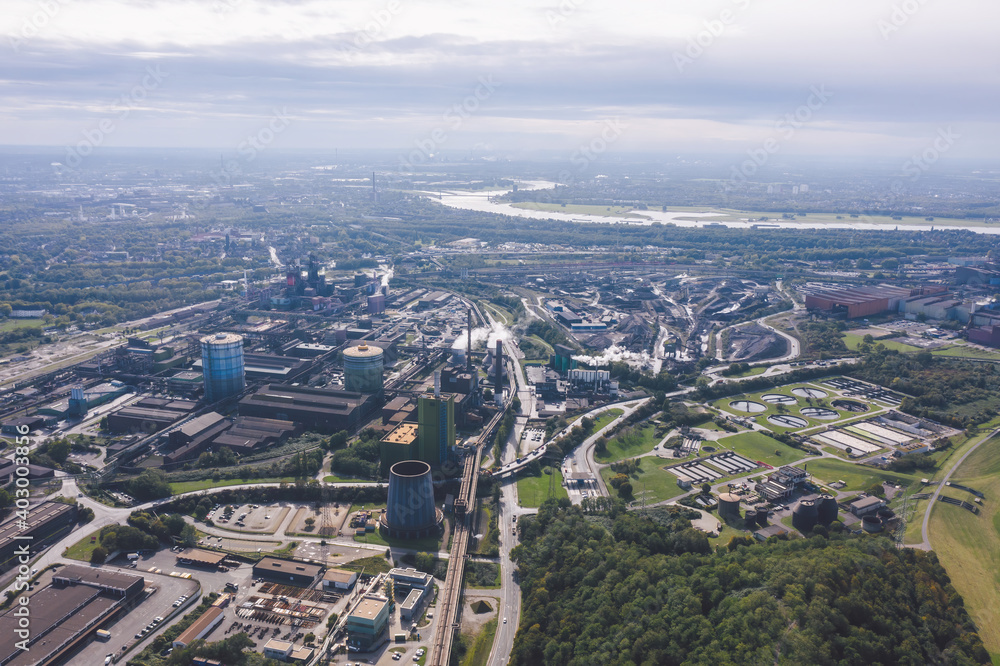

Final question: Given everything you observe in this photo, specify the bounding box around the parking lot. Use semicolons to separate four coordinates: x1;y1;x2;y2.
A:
210;502;290;535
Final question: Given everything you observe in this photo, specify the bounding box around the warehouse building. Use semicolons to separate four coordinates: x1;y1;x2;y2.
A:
322;568;359;592
252;557;323;587
0;566;144;666
212;416;300;455
803;285;915;319
0;501;78;574
239;384;377;433
173;606;224;648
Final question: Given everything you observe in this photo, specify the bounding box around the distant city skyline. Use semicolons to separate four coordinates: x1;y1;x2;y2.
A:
1;0;996;162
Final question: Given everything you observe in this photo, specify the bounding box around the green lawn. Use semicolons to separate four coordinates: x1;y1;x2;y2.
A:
600;456;688;505
928;434;1000;656
0;318;43;333
931;344;1000;360
323;474;373;484
517;468;569;508
803;458;922;492
169;477;296;494
595;424;659;463
716;431;809;467
353;529;443;553
591;408;624;433
842;333;920;353
341;554;393;575
462;617;499;666
726;365;768;378
63;530;103;561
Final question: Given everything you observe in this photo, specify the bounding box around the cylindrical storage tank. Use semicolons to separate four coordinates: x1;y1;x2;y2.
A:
876;507;895;521
817;495;839;525
343;343;384;393
381;460;443;539
201;332;246;402
744;509;757;526
718;493;741;520
792;499;819;532
756;510;769;527
861;515;883;532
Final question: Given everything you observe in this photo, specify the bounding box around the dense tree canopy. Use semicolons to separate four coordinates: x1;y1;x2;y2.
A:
511;501;989;666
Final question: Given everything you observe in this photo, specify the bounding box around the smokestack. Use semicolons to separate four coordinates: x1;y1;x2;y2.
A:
495;339;503;391
434;370;441;398
466;309;473;372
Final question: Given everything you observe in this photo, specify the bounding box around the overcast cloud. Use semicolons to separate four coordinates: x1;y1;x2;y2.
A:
0;0;996;159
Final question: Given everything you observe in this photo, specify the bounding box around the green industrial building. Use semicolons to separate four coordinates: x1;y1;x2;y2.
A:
346;595;390;652
417;392;455;467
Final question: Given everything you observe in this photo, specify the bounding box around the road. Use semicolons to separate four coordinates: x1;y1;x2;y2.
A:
917;427;1000;550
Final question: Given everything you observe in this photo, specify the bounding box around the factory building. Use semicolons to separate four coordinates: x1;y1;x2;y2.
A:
380;423;419;473
163;412;229;467
0;502;78;573
173;606;225;648
0;565;144;666
802;284;946;319
106;397;196;434
367;293;386;315
343;343;384;394
212;416;300;455
346;596;390;652
200;333;246;402
239;384;377;433
322;568;359;592
551;343;576;374
252;557;323;587
417;391;455;467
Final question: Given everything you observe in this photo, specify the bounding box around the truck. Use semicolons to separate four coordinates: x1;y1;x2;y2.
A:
96;629;112;641
126;553;139;562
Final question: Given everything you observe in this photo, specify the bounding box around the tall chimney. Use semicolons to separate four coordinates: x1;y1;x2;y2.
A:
466;309;473;372
434;370;441;398
495;339;503;392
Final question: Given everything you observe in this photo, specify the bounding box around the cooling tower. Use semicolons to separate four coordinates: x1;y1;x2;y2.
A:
381;460;443;539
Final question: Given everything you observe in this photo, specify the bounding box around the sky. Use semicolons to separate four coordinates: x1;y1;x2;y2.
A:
1;0;997;162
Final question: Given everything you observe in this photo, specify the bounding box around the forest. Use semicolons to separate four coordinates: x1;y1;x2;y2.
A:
510;501;989;666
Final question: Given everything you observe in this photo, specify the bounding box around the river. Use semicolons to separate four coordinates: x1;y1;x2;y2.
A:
428;181;1000;235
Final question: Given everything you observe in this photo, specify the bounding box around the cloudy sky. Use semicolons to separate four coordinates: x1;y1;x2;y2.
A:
1;0;996;160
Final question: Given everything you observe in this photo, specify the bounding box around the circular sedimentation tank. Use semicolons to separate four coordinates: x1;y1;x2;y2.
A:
792;387;828;399
343;343;384;393
761;393;798;405
861;515;883;532
792;499;819;532
729;400;766;414
381;460;443;539
800;407;839;420
816;495;839;525
201;332;246;402
767;414;809;428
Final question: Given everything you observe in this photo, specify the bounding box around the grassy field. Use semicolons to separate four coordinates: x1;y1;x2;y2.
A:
595;424;659;463
927;434;1000;658
0;318;43;333
843;333;920;353
803;458;922;492
726;365;768;378
516;468;569;508
322;474;373;484
353;528;443;553
169;477;296;494
716;431;809;467
931;344;1000;360
63;530;102;561
462;617;499;666
591;408;624;433
600;456;687;505
341;554;393;575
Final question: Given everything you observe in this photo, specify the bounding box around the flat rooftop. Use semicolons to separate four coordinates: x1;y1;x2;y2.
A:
254;557;322;578
350;597;388;621
177;548;227;566
382;423;418;445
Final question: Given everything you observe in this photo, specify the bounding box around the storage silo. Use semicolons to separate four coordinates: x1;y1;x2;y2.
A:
381;460;443;539
744;509;757;526
718;493;741;520
861;515;883;532
756;509;769;527
816;495;839;525
201;332;246;402
791;499;819;532
343;343;384;393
